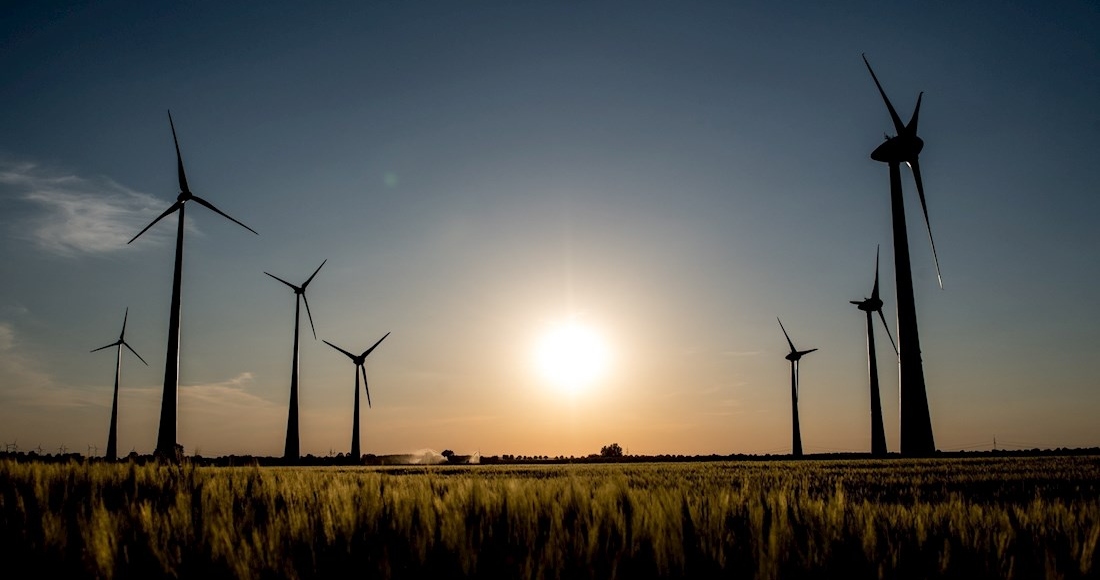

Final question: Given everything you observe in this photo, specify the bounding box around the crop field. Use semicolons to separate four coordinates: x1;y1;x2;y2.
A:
1;456;1098;579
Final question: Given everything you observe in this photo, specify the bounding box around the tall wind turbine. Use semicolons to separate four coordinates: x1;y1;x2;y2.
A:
850;246;898;457
323;332;390;460
265;259;326;461
128;111;258;460
778;318;816;457
862;54;940;456
91;308;148;461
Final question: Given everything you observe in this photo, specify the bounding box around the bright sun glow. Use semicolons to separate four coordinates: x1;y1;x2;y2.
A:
534;320;610;393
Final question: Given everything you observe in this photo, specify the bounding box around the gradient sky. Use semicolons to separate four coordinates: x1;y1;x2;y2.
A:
1;1;1098;458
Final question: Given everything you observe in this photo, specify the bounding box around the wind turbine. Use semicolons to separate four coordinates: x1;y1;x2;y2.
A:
850;247;897;457
128;111;258;460
778;318;816;457
323;332;390;460
91;308;148;461
862;54;940;456
265;259;327;461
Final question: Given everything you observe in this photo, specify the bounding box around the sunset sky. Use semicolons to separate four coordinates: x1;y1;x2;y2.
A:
1;1;1098;458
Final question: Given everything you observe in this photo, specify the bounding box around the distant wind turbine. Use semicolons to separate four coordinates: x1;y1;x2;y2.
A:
128;111;257;460
850;247;897;457
778;318;816;458
863;54;941;456
265;259;327;461
91;308;148;461
323;333;390;460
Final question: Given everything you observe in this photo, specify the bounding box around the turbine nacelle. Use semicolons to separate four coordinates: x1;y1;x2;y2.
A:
851;296;884;313
777;317;816;362
870;135;923;164
324;332;390;408
265;259;326;338
785;348;817;362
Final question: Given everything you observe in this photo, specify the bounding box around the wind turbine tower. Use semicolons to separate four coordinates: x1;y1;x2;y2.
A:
265;259;326;461
91;308;148;461
850;247;897;457
128;111;258;460
778;318;816;457
324;332;390;460
862;54;941;456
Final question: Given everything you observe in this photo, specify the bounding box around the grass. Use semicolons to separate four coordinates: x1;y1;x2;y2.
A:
1;456;1098;579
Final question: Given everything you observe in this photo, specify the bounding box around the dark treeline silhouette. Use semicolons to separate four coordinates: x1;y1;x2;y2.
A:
4;448;1100;467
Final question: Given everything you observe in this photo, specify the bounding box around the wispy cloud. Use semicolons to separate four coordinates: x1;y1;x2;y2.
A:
177;372;284;456
0;322;54;395
0;160;172;256
0;320;95;409
179;372;275;411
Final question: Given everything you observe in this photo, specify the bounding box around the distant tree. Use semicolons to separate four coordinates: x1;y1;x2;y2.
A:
442;449;454;459
600;443;624;458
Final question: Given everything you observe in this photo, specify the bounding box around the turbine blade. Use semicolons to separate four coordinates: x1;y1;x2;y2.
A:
121;307;129;338
302;294;317;340
90;342;118;353
323;340;357;360
909;159;943;289
362;332;390;358
303;259;327;289
123;341;149;365
190;195;259;235
877;309;899;355
799;348;818;357
263;271;299;291
872;245;881;300
862;53;906;135
168;110;190;194
361;365;372;408
127;200;182;244
850;300;863;306
908;92;923;134
777;318;796;353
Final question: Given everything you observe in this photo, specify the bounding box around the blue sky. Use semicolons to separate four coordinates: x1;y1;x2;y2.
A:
1;1;1098;457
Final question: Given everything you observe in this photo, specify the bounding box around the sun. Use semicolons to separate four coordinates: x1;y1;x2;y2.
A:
534;320;610;393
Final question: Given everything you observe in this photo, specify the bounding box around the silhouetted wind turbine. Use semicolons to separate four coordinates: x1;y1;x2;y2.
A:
850;247;897;457
863;54;940;456
778;318;816;457
323;332;390;460
128;111;257;460
91;308;148;461
265;259;326;461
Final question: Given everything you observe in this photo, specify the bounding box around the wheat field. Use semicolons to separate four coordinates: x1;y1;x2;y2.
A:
1;456;1097;579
